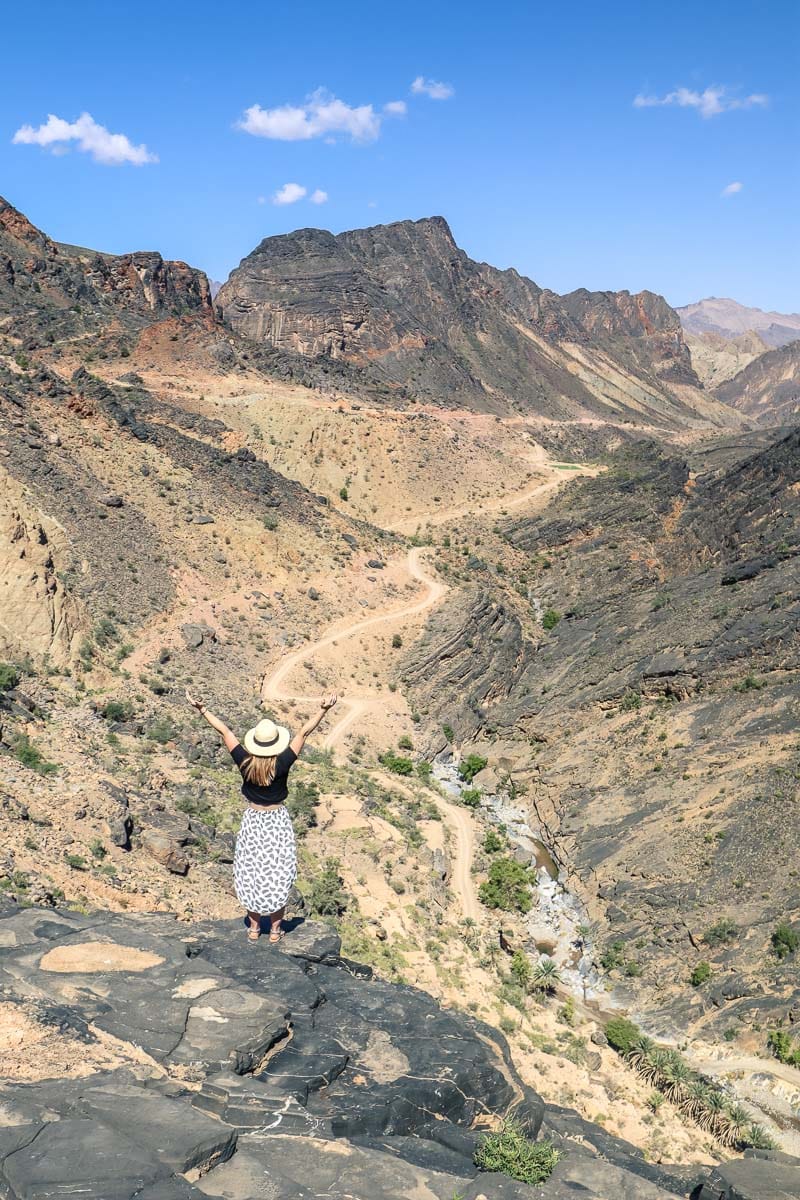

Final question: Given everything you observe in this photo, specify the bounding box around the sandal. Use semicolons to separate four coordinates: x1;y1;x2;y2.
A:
268;929;284;943
247;926;261;942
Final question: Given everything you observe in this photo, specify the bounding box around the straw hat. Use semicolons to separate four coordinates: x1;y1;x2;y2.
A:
243;717;291;758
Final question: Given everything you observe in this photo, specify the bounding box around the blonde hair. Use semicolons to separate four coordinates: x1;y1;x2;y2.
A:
241;754;278;788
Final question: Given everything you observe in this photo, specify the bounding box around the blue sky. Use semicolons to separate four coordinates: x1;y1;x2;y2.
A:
2;0;797;310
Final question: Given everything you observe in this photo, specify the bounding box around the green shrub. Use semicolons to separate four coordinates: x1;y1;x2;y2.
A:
460;788;481;809
771;923;799;961
621;690;641;711
474;1119;560;1185
479;858;533;914
442;724;454;742
690;961;711;987
703;918;738;947
604;1016;642;1056
147;717;176;744
286;780;320;836
262;514;278;531
13;735;58;775
398;734;413;750
483;829;505;854
102;699;134;722
93;617;119;648
0;662;20;693
510;949;532;990
378;751;414;776
459;754;488;783
542;609;561;631
339;486;348;501
391;633;403;649
307;858;348;916
767;1029;800;1065
415;760;432;783
64;853;87;871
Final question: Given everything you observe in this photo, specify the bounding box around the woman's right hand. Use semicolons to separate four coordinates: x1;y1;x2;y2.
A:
321;693;338;711
185;688;204;712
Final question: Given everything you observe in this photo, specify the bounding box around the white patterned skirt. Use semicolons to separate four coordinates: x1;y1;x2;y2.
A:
233;805;297;914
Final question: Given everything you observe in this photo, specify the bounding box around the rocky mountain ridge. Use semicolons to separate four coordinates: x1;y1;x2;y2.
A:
216;216;737;429
714;339;800;426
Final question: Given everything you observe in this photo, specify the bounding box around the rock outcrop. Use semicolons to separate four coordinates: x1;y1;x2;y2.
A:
216;217;737;428
714;339;800;425
0;903;785;1199
0;195;213;344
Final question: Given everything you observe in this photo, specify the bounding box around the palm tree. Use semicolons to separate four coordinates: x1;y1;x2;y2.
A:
641;1047;672;1086
627;1035;655;1068
681;1078;711;1122
531;956;561;994
660;1053;692;1103
702;1088;730;1141
724;1103;751;1149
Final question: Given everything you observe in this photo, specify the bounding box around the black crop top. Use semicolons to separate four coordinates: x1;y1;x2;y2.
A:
230;744;297;805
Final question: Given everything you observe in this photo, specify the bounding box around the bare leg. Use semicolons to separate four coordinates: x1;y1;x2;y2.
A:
268;906;285;941
246;910;261;940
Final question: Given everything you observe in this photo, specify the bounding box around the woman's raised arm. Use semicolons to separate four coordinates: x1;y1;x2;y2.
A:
290;694;338;756
185;688;239;752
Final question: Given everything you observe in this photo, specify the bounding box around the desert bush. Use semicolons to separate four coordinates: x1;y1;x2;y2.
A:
307;858;348;916
398;734;413;750
483;829;505;854
767;1029;800;1065
13;735;58;775
771;923;799;961
391;633;403;649
690;961;711;987
479;858;533;914
604;1017;642;1056
474;1119;560;1185
102;699;134;722
0;662;20;693
459;754;488;783
287;780;320;837
542;609;561;631
442;724;454;742
703;918;738;947
510;949;532;990
378;751;414;776
460;788;481;808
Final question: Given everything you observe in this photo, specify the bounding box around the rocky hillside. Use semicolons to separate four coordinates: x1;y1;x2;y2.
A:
403;430;800;1046
0;901;790;1199
684;329;769;388
714;339;800;425
216;217;737;429
678;297;800;348
0;196;213;345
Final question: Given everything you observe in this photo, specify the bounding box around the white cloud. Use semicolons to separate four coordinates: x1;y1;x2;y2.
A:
721;181;743;197
410;75;454;100
309;189;328;205
238;88;381;142
12;112;157;165
273;182;307;206
633;86;768;119
384;100;407;116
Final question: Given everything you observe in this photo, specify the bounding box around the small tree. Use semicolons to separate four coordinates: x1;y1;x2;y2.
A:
531;956;561;994
479;858;533;914
604;1016;642;1056
483;829;505;854
510;949;532;991
542;609;561;631
391;633;403;649
0;663;20;693
379;750;414;776
460;788;481;809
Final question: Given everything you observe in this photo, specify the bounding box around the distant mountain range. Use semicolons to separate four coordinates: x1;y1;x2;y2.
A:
677;297;800;348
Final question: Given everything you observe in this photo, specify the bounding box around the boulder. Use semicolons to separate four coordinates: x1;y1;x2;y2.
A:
691;1151;800;1200
98;493;124;508
367;559;385;570
104;814;132;850
141;831;189;875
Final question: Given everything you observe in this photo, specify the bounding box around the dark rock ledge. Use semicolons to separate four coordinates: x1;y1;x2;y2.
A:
0;904;796;1199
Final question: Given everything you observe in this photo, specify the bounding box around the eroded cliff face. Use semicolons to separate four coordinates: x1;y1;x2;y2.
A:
0;195;213;341
403;432;800;1037
714;339;800;426
216;217;732;427
0;478;85;666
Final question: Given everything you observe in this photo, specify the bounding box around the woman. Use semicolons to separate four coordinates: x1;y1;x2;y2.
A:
185;688;338;942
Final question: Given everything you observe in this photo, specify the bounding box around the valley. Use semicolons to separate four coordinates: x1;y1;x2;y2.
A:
0;194;798;1199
